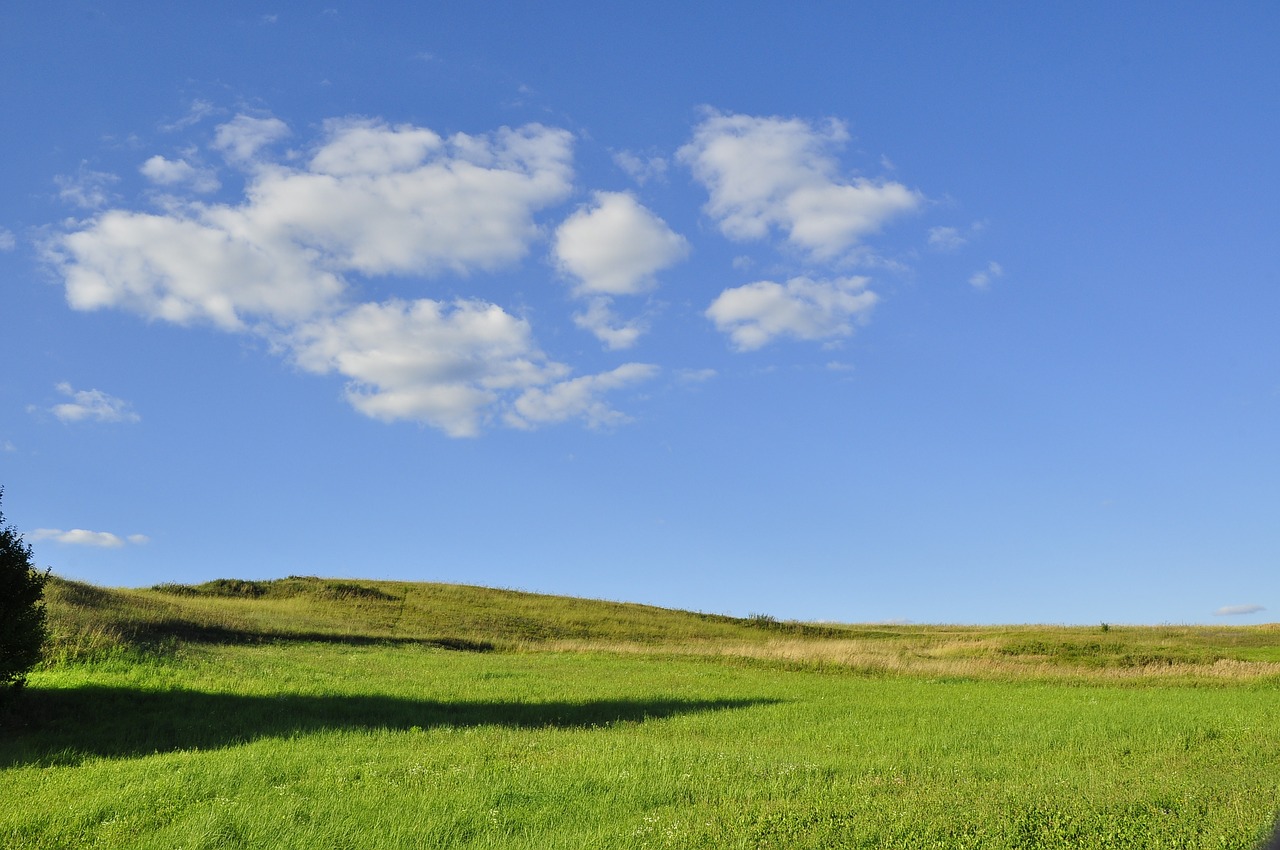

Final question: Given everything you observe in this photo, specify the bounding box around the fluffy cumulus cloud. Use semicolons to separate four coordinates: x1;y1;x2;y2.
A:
58;208;347;330
291;298;585;437
212;115;291;163
679;111;921;259
48;383;140;423
554;192;688;296
706;276;877;351
553;191;688;349
31;528;149;548
55;116;576;333
506;363;659;430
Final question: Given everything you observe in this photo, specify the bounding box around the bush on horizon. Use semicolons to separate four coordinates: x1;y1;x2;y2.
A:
0;488;49;689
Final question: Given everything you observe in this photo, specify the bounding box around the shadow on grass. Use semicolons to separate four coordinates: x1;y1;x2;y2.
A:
129;619;496;652
0;686;779;767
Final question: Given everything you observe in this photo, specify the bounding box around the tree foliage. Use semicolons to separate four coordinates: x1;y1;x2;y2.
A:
0;488;48;688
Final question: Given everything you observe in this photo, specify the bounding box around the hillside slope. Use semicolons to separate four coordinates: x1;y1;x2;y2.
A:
41;575;842;663
39;575;1280;683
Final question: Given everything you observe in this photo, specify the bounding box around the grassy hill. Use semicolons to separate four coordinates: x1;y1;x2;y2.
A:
41;575;1280;682
9;576;1280;848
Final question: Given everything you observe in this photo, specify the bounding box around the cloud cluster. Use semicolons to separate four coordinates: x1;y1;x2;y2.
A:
680;111;922;351
48;108;967;433
31;528;150;548
679;111;920;260
50;116;657;435
49;383;140;424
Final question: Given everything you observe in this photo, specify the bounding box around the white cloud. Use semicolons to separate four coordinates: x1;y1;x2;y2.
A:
30;528;148;548
265;120;574;277
506;363;659;430
552;192;687;348
1;439;15;452
678;111;920;259
553;192;689;296
1214;604;1265;616
968;261;1004;290
49;383;140;423
55;164;119;209
572;298;647;351
52;118;574;332
57;209;346;330
212;114;291;163
290;298;575;437
0;228;14;251
706;276;877;351
309;118;443;175
48;116;651;436
140;155;220;193
613;150;668;185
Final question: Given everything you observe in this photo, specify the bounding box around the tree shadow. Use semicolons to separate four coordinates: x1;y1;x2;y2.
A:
129;619;497;652
0;686;779;767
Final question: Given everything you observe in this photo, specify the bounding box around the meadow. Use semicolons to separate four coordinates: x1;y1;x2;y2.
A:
2;576;1279;848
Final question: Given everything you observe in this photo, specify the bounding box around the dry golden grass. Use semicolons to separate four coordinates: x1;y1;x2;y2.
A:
533;636;1280;682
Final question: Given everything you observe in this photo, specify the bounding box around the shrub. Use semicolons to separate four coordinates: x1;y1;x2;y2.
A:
0;489;49;688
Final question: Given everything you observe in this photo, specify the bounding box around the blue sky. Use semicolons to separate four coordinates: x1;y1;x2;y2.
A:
2;2;1277;624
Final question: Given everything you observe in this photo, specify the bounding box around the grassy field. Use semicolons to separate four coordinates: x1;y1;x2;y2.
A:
2;576;1279;848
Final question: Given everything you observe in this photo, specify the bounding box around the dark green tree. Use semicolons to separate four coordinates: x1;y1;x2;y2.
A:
0;488;49;688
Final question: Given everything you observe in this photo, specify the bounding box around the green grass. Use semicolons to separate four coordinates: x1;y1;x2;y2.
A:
3;576;1279;848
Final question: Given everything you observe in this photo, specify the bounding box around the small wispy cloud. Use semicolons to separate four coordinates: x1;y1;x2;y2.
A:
55;163;119;209
968;261;1004;290
927;226;966;251
1214;604;1265;617
31;528;150;548
676;368;717;384
48;383;141;424
613;150;668;185
160;99;219;133
0;228;15;251
140;155;220;193
928;220;987;252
